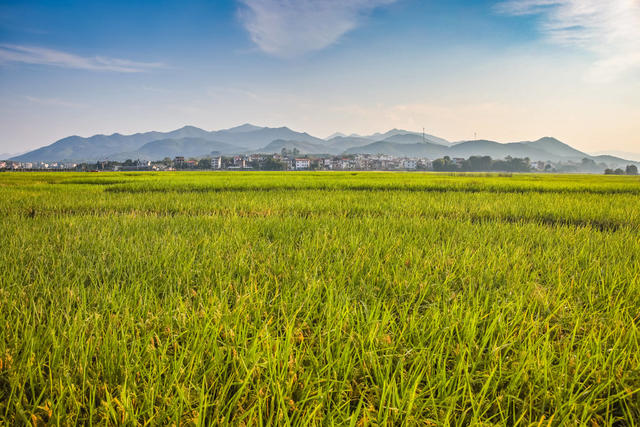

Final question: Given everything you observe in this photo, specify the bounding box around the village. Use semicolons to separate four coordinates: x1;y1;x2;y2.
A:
0;152;593;173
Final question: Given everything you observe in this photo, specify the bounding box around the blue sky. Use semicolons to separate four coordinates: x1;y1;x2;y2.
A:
1;0;639;154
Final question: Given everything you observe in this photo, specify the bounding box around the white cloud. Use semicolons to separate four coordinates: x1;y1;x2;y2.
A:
495;0;640;82
237;0;398;56
0;44;164;72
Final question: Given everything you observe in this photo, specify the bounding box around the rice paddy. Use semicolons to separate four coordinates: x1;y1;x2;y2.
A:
1;171;639;425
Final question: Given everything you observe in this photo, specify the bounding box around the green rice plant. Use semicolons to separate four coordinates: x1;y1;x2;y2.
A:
0;172;639;425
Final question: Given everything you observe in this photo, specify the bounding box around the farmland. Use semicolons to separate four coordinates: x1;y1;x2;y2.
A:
1;172;639;425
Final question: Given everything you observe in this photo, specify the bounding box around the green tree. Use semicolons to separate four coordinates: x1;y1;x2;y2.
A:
464;156;492;171
262;158;285;171
626;165;638;175
198;158;212;169
249;160;260;170
433;156;457;172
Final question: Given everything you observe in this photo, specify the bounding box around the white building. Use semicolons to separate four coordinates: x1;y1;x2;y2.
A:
211;157;222;169
295;158;311;170
420;159;433;170
402;159;417;170
340;159;354;170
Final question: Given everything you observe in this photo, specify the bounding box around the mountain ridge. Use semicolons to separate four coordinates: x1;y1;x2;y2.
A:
9;124;639;168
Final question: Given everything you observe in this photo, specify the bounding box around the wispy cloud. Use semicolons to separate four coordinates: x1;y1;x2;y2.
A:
25;96;86;108
495;0;640;82
0;44;165;72
237;0;398;57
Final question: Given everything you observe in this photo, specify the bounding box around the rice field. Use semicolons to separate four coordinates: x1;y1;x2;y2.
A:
1;171;639;425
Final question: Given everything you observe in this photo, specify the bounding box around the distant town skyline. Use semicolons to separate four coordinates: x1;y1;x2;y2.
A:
1;0;639;154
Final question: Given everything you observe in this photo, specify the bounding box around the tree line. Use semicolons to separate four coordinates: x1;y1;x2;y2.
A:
432;156;532;172
605;165;638;175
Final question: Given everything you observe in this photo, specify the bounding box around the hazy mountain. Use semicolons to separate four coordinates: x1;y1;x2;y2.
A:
9;124;639;167
341;133;454;156
591;155;640;168
344;141;447;157
163;125;213;139
11;125;213;162
363;129;450;146
344;137;639;167
381;134;439;145
211;126;324;150
326;136;375;152
443;137;595;162
12;134;146;162
520;137;589;159
257;139;331;155
592;150;640;162
325;132;347;140
12;124;323;162
365;129;415;140
223;123;265;134
448;140;554;160
112;137;242;161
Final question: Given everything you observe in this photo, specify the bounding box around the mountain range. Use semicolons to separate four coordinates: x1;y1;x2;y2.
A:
7;124;639;168
591;150;640;162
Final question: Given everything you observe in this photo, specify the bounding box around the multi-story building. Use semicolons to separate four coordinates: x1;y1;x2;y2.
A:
419;159;433;170
295;158;311;170
233;156;246;168
402;159;417;170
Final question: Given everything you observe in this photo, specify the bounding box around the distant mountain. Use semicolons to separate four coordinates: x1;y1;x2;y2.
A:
325;132;347;140
326;136;375;153
363;129;451;146
342;133;454;156
519;137;589;159
11;124;324;162
592;150;640;162
211;126;324;150
591;154;640;168
9;124;639;168
223;123;265;134
112;137;242;161
11;125;212;162
365;129;415;141
344;136;639;167
448;140;554;160
163;125;214;139
344;141;447;157
257;139;331;155
381;134;435;145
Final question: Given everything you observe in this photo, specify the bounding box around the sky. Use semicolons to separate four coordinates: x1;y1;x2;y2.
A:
1;0;640;155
